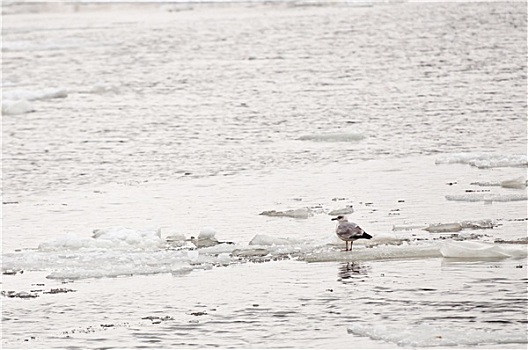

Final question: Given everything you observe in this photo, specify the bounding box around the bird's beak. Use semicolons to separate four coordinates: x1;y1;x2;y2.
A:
331;217;338;221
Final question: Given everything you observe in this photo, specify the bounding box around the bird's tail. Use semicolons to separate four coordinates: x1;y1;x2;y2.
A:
361;232;372;240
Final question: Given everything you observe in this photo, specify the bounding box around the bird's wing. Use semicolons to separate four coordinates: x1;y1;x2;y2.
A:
337;222;363;238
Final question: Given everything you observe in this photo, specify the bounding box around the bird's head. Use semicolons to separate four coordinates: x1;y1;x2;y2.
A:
331;215;348;222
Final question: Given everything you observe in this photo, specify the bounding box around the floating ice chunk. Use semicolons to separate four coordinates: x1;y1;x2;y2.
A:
436;153;528;168
325;231;406;247
165;234;189;247
328;205;354;216
298;132;365;142
249;234;302;246
191;236;219;248
1;291;39;299
217;252;232;266
232;248;270;257
501;177;527;189
445;193;527;202
459;219;496;229
368;232;408;246
347;322;528;348
3;248;193;280
166;233;186;242
471;177;527;189
171;266;193;276
424;223;462;233
190;227;220;248
89;83;119;94
3;87;68;101
440;241;526;259
470;180;501;187
198;227;216;239
304;243;442;263
2;99;35;115
392;224;427;231
39;227;163;251
92;226;161;240
495;238;528;245
259;208;313;219
190;228;234;249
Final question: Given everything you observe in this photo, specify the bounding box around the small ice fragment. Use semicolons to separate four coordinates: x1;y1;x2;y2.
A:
424;223;462;233
217;253;232;266
2;99;35;115
459;219;495;229
198;227;216;239
298;132;365;142
90;83;119;94
166;233;186;242
166;234;188;247
440;241;513;258
190;227;220;248
3;87;67;101
445;193;528;202
249;234;300;246
6;291;39;299
392;224;427;231
259;208;313;219
232;248;270;257
328;205;354;216
191;236;219;248
500;177;527;189
368;233;408;246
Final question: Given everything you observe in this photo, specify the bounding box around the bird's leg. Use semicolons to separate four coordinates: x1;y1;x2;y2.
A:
345;242;349;251
350;241;353;252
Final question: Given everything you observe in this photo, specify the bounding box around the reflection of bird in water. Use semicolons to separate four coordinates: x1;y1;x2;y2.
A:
338;262;369;282
331;215;372;251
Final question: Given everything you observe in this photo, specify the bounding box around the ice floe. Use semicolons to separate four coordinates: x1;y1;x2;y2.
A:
165;233;189;247
297;132;366;142
232;248;270;257
471;176;527;189
38;227;164;251
423;220;497;233
1;291;39;299
3;87;68;101
440;241;527;259
249;234;303;246
2;99;35;115
445;193;527;202
436;153;527;168
424;223;462;233
392;224;427;231
500;176;528;189
303;242;443;263
2;87;68;115
347;322;528;347
459;219;496;229
328;205;354;216
2;221;525;280
259;207;313;219
190;227;234;248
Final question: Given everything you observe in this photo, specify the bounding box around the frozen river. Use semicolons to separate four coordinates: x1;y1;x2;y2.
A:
2;1;527;348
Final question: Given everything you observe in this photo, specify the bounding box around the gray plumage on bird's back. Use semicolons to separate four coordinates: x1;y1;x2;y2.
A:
331;215;372;251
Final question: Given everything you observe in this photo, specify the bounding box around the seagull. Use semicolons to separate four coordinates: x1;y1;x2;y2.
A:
331;215;372;251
